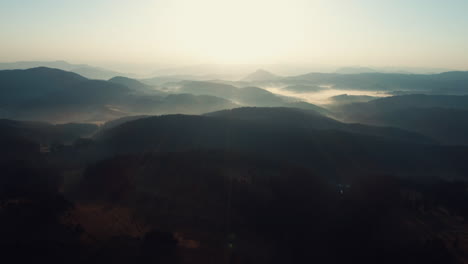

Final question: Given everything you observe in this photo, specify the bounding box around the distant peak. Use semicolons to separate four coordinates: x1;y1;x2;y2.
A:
335;67;377;74
241;69;279;82
254;69;270;73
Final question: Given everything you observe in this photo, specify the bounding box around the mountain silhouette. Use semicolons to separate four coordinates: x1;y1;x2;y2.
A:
283;71;468;93
0;68;238;122
241;69;279;82
108;76;164;94
0;60;125;79
179;81;301;106
92;108;467;181
329;94;378;104
335;67;377;74
335;95;468;145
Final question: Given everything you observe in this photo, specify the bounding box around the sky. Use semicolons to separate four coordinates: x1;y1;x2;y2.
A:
1;0;468;70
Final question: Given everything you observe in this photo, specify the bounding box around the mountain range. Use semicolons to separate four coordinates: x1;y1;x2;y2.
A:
0;68;238;122
3;66;468;263
334;94;468;145
0;60;127;80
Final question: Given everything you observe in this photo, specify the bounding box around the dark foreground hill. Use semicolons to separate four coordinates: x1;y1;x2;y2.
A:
2;148;466;264
206;107;431;144
70;152;463;264
0;119;97;144
335;95;468;145
94;108;468;181
2;106;468;263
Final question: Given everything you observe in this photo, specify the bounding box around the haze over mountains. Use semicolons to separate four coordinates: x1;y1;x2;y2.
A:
0;60;458;80
3;0;468;262
0;67;238;123
334;94;468;145
2;61;468;263
2;64;468;145
241;69;280;82
0;61;128;80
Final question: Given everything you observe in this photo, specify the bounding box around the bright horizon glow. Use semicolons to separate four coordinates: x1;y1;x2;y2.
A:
1;0;468;70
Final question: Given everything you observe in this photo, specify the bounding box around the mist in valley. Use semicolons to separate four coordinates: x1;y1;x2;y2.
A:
2;0;468;263
261;85;389;105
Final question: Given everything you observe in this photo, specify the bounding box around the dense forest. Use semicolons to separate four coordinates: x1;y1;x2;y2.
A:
1;66;468;263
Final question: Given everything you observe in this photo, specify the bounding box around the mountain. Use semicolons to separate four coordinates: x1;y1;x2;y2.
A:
335;95;468;145
205;107;341;127
373;66;455;74
108;76;164;94
364;94;468;110
4;108;468;264
70;66;123;80
154;94;237;114
241;69;280;82
206;107;431;143
328;94;378;105
148;64;291;81
0;60;77;71
0;119;98;145
66;150;466;263
178;81;297;107
0;67;129;103
178;81;238;98
373;107;468;145
100;115;151;131
140;74;231;86
0;67;131;122
94;111;467;180
0;60;125;79
283;71;468;93
109;76;149;90
236;87;287;106
281;101;330;115
0;68;237;123
335;67;377;74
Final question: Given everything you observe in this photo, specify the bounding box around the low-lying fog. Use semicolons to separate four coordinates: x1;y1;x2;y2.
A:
262;86;390;105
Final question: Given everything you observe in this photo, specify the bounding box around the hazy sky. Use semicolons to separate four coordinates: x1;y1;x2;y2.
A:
1;0;468;69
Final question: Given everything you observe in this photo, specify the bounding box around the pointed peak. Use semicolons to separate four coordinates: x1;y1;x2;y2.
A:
241;69;279;82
